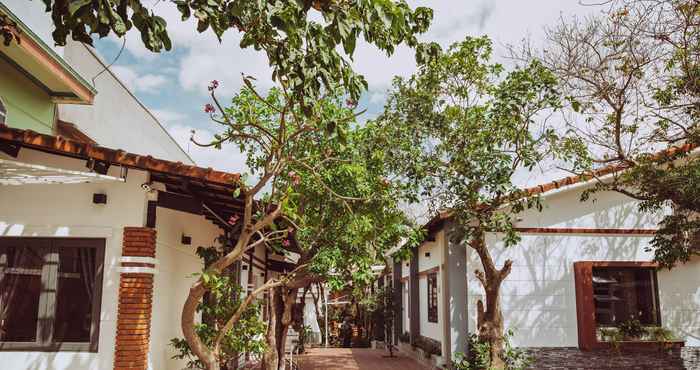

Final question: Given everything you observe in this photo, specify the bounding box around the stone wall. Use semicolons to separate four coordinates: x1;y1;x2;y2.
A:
524;347;700;370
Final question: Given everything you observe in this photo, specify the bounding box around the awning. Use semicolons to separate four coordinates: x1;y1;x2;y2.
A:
0;125;244;229
0;158;124;185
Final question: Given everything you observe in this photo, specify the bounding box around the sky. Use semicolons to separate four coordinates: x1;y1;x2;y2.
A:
76;0;599;178
5;0;600;178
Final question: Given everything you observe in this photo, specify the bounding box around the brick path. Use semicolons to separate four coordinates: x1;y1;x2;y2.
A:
297;348;430;370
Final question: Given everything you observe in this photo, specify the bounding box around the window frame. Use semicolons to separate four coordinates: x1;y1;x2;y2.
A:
0;97;6;124
0;237;105;352
427;271;438;323
573;261;660;350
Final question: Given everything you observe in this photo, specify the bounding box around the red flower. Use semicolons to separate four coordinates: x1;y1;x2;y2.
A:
228;215;239;225
282;239;291;247
346;98;357;108
208;80;219;91
204;104;216;113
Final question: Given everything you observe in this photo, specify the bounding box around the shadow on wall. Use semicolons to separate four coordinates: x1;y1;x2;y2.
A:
24;353;97;370
658;257;700;346
467;199;671;347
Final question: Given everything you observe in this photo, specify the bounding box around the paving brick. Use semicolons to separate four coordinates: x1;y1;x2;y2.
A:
298;348;434;370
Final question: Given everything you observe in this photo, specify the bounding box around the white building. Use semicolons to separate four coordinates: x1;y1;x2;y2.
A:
392;172;700;369
0;4;286;370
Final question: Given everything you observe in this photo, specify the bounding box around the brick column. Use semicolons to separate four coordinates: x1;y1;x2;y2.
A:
114;227;157;370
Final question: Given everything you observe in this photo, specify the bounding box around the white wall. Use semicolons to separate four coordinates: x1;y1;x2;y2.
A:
466;186;700;347
0;148;148;370
150;207;219;370
656;258;700;346
417;231;443;342
2;1;193;166
58;42;193;165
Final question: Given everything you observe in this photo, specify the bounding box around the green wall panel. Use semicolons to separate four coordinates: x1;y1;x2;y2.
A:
0;56;55;134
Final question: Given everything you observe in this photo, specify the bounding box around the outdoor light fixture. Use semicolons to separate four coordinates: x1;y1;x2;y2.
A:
86;158;110;175
92;193;107;204
181;234;192;245
242;265;248;271
425;252;431;258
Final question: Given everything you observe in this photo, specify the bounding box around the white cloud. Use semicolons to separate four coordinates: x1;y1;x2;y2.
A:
110;65;169;93
95;0;601;184
149;108;249;173
167;123;250;175
151;109;189;124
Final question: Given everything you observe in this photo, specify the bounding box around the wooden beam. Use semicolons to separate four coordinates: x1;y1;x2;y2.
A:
146;200;157;228
157;191;202;215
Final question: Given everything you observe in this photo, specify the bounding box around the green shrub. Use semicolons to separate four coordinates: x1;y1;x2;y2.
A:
414;335;442;357
453;330;531;370
617;319;646;339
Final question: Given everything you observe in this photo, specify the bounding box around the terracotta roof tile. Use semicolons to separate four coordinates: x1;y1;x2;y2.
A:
0;125;240;186
423;142;697;229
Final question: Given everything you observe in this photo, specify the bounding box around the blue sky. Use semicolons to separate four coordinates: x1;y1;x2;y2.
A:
85;0;598;175
6;0;598;175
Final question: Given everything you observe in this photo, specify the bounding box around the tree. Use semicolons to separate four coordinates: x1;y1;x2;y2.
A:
170;245;267;370
373;36;561;368
513;0;700;268
184;79;412;370
0;12;21;46
257;98;412;369
36;0;432;102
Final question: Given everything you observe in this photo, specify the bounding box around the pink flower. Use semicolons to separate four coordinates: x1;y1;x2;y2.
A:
345;98;357;108
282;239;291;247
228;215;239;225
288;171;301;186
208;80;219;91
204;104;216;114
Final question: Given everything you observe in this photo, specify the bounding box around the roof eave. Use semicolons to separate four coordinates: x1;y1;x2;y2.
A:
0;4;96;105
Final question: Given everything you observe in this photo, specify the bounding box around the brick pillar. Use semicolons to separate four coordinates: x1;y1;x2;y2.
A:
114;227;157;370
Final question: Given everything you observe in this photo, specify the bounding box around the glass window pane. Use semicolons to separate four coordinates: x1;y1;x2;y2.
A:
0;244;44;342
592;267;659;326
53;247;96;342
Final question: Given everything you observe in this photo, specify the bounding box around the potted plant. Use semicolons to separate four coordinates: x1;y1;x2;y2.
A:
617;319;646;341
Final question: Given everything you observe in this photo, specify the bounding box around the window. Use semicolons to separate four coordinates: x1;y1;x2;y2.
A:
592;266;660;327
0;238;104;352
0;98;6;125
427;272;438;323
573;261;661;350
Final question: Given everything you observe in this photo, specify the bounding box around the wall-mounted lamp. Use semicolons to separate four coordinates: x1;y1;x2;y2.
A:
181;234;192;245
92;193;107;204
86;158;110;175
424;252;431;258
242;265;248;271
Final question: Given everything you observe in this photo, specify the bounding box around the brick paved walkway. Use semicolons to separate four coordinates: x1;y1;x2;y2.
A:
297;348;430;370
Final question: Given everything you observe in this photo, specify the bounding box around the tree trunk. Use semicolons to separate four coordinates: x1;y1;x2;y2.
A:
262;286;299;370
470;229;512;370
181;229;261;370
262;287;280;370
